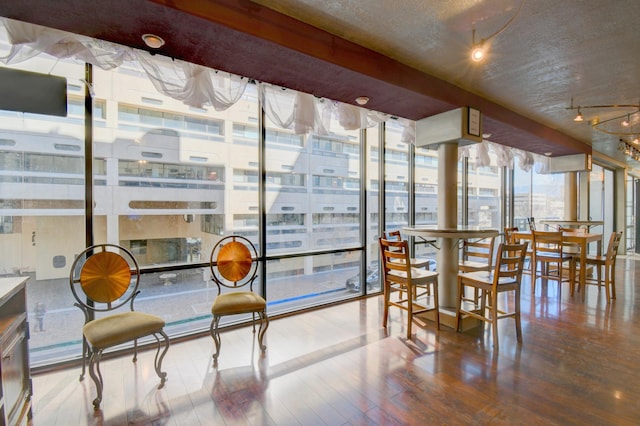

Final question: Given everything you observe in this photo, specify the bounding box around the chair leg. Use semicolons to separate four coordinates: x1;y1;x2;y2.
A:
433;279;440;331
88;348;104;410
515;286;522;344
569;258;576;296
611;261;617;299
531;259;537;295
210;315;222;364
490;291;499;351
406;284;413;340
455;277;463;332
79;337;89;382
604;265;611;302
153;330;170;387
257;310;269;352
382;282;390;328
133;338;138;362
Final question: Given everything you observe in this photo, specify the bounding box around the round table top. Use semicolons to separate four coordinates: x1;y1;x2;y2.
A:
403;226;499;239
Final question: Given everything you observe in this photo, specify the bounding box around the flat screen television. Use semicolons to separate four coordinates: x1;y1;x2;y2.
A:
0;67;67;117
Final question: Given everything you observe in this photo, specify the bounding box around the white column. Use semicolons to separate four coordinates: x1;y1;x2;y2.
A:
564;172;577;220
436;142;458;308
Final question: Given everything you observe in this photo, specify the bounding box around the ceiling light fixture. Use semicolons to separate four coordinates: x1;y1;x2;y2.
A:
355;96;369;106
470;0;526;63
622;114;630;127
142;33;165;49
567;98;640;139
573;108;583;122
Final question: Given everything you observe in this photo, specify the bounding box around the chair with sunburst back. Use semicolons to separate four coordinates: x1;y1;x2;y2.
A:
209;235;268;365
69;243;169;410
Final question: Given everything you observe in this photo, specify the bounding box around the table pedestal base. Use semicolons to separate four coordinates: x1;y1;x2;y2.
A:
417;307;481;331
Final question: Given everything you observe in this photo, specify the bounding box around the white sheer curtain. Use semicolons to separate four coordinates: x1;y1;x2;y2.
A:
260;82;389;135
1;17;392;132
135;53;247;110
457;140;548;172
0;17;246;111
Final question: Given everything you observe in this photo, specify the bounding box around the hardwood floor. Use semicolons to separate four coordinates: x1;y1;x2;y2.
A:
30;255;640;425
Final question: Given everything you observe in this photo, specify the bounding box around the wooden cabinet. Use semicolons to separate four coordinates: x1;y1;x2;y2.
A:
0;277;32;426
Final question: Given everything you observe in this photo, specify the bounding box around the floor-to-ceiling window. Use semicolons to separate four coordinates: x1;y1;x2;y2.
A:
627;174;638;253
264;87;366;308
590;164;614;241
466;145;502;229
412;143;439;264
513;166;566;229
384;120;410;235
0;21;384;367
0;50;87;365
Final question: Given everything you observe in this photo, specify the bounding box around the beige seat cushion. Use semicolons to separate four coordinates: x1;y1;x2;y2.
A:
212;291;266;315
83;311;165;349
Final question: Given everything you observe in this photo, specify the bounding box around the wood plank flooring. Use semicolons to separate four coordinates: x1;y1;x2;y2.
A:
29;255;640;425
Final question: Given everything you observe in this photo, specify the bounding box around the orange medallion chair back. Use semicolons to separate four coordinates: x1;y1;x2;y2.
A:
69;244;169;410
209;235;268;365
456;241;528;350
580;231;623;302
379;237;439;339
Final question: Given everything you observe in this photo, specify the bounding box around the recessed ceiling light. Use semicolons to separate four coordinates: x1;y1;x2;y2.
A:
544;152;552;156
355;96;369;106
142;34;165;49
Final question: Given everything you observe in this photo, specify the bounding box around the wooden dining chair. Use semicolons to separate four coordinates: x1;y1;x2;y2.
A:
379;237;439;339
576;231;622;302
383;230;433;270
504;227;532;275
531;230;574;295
458;235;496;303
558;226;586;255
209;235;268;365
456;241;528;350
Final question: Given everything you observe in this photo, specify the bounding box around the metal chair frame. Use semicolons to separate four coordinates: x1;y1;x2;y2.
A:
209;235;268;365
69;243;169;409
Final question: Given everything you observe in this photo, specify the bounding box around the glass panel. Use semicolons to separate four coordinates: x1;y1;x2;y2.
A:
262;89;363;309
467;145;502;228
514;166;566;230
589;164;604;227
91;64;260;346
413;143;438;267
513;168;532;229
603;168;614;239
0;49;86;366
626;175;636;252
384;120;409;232
266;252;363;315
366;126;380;294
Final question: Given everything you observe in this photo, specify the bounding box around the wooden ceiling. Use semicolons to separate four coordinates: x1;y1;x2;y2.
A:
3;0;635;161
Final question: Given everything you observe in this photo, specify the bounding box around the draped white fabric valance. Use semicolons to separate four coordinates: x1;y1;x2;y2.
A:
0;17;547;171
0;17;389;134
458;140;549;172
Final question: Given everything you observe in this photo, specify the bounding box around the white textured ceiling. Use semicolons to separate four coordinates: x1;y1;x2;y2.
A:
252;0;640;167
